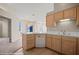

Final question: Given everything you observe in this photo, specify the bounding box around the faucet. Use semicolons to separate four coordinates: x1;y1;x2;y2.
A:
62;30;65;35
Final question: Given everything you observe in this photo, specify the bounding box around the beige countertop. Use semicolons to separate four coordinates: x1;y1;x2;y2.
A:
22;32;79;38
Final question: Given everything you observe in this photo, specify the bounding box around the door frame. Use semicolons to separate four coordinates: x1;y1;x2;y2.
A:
0;15;12;42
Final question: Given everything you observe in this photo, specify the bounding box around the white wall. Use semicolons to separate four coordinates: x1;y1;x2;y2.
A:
0;21;2;37
0;7;21;42
11;18;20;42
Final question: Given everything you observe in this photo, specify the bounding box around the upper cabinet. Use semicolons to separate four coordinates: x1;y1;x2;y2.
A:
54;11;64;21
64;7;76;19
46;6;79;27
76;6;79;25
46;14;56;27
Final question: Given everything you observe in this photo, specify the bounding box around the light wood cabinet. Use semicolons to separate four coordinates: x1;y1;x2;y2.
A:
76;6;79;25
46;35;52;49
64;7;76;19
26;39;35;49
46;14;56;27
62;36;76;55
46;35;62;53
54;11;64;21
22;34;35;50
46;6;79;27
22;34;27;50
52;35;62;52
76;38;79;54
26;34;35;50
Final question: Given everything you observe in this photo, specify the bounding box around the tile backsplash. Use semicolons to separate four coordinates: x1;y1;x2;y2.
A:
47;20;79;32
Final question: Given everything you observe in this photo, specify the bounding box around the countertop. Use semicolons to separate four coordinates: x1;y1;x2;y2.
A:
22;32;79;38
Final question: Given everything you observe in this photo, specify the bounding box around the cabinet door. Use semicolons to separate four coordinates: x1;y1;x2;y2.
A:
26;35;35;50
54;11;64;21
76;6;79;25
62;36;76;55
54;38;61;52
51;38;54;50
46;35;52;48
46;14;55;27
52;35;61;52
26;39;35;50
64;7;76;19
22;34;27;50
76;38;79;54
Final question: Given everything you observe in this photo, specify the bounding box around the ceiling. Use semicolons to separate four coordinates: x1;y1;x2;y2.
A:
0;3;54;22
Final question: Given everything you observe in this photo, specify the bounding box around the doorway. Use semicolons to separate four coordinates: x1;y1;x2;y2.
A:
0;15;11;42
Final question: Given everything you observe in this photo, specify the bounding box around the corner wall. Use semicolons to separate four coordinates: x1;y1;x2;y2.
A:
0;7;21;42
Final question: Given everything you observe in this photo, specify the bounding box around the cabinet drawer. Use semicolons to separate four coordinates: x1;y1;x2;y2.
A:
46;35;53;38
27;37;35;40
53;35;61;39
27;35;35;37
62;36;76;40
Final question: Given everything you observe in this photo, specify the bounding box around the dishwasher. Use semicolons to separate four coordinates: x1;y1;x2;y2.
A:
36;34;45;48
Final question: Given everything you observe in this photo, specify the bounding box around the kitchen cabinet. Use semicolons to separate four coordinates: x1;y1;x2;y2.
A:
76;6;79;25
22;34;27;50
64;7;76;19
22;34;35;50
46;35;52;49
46;14;56;27
54;11;64;21
46;35;62;53
26;34;35;50
62;36;76;55
52;35;62;52
76;38;79;54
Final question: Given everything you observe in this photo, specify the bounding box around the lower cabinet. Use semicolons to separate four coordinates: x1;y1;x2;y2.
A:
62;36;76;55
52;35;62;52
22;34;27;50
46;35;62;53
46;35;52;49
22;34;35;50
26;35;35;50
76;38;79;54
23;34;78;55
26;38;35;50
